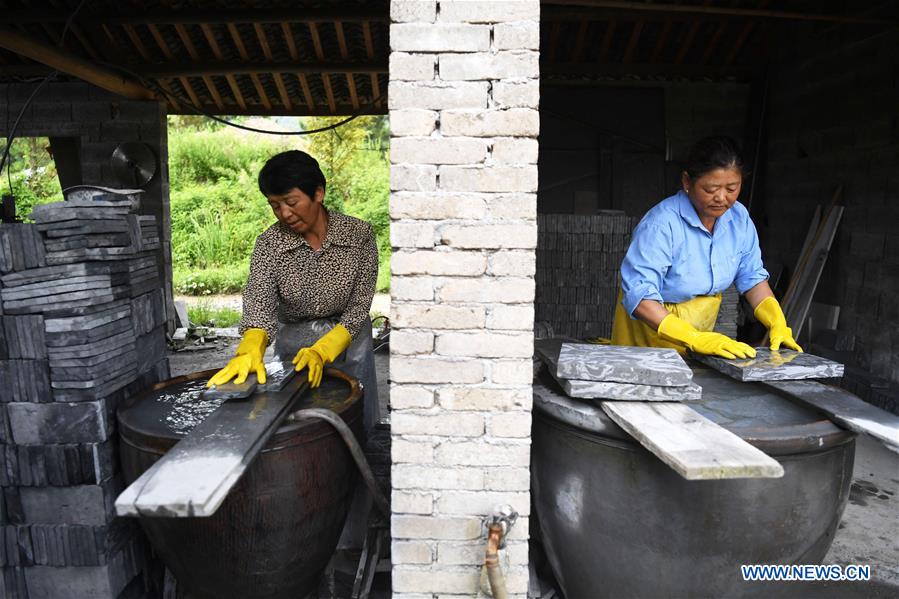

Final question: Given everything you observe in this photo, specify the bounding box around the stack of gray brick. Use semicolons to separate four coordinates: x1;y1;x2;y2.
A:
0;187;168;598
535;212;639;340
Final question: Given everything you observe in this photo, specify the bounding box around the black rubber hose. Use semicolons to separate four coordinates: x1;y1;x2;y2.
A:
290;408;390;516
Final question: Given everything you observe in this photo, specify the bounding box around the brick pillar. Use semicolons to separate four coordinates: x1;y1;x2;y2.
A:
389;2;539;596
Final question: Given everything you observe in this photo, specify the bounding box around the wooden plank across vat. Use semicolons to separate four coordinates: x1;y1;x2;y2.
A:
115;372;307;517
601;402;785;480
766;380;899;454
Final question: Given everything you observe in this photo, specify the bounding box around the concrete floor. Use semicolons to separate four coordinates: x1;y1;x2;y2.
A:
824;434;899;586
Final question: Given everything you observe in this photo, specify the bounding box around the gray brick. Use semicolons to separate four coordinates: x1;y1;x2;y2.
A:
24;538;143;599
19;480;118;526
7;401;107;444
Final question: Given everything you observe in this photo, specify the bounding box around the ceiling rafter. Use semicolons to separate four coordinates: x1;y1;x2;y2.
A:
622;19;645;63
0;7;390;25
226;22;271;110
650;19;673;63
598;19;617;62
254;23;291;110
147;23;201;108
307;21;336;114
571;20;590;62
0;26;156;100
281;22;315;111
121;23;178;109
200;23;246;110
174;23;224;110
540;1;897;25
361;21;380;107
334;21;359;110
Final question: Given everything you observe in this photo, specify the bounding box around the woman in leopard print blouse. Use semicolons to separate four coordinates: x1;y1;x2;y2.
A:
209;150;379;429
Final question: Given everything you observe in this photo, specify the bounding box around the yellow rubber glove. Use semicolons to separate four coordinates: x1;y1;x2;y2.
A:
206;328;268;387
658;313;757;360
292;324;352;388
754;296;803;352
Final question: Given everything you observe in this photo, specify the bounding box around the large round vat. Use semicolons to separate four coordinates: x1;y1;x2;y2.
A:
532;366;856;598
118;368;363;599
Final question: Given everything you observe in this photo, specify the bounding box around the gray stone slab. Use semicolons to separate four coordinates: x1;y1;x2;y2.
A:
45;247;137;265
51;369;138;402
46;330;135;359
7;401;108;444
127;255;156;272
4;288;131;316
0;262;127;288
173;300;189;329
560;376;703;401
557;342;693;386
45;315;131;348
32;206;130;224
694;348;844;382
44;233;132;252
20;482;117;526
135;330;166;376
0;360;52;403
2;316;46;360
1;277;122;302
536;338;700;401
43;301;130;333
48;343;137;368
38;219;130;234
26;522;129;566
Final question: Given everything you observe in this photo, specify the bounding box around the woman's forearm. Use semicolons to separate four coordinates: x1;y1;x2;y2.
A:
632;299;671;331
743;280;775;310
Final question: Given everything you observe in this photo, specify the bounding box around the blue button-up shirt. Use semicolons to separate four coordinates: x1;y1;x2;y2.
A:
620;190;768;318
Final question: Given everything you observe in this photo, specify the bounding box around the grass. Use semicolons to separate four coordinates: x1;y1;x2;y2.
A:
187;303;242;328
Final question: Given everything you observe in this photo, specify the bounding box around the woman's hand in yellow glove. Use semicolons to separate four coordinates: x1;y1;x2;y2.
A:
207;328;268;387
754;296;803;352
657;314;756;360
292;324;352;388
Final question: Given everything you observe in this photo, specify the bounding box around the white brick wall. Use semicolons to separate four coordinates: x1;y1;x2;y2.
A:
390;1;538;596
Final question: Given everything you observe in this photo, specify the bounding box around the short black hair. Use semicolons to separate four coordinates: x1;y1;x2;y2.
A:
258;150;326;198
684;136;744;180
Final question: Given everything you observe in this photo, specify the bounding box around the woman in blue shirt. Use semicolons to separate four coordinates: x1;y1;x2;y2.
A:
612;136;802;358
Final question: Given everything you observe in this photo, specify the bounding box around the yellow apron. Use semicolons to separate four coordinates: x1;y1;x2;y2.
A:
610;291;722;353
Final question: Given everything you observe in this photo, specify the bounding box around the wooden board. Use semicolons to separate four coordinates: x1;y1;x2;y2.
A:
601;402;785;480
766;380;899;454
115;375;309;517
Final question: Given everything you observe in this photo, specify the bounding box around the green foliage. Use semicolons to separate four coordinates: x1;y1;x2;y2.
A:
173;264;249;295
187;303;242;328
1;136;64;222
169;115;391;295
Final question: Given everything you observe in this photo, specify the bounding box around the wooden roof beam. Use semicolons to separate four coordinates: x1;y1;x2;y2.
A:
281;22;315;111
174;23;224;110
541;1;898;26
308;22;336;114
226;22;272;110
254;23;292;111
0;26;156;100
147;23;202;108
334;21;359;110
622;19;644;63
362;22;381;107
0;7;390;25
544;61;753;80
168;102;384;117
200;23;246;110
139;60;384;78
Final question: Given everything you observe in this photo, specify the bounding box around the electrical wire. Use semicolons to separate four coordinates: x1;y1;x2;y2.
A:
101;58;384;137
0;0;88;180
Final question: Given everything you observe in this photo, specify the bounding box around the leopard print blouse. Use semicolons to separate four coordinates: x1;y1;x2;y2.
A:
238;209;378;342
